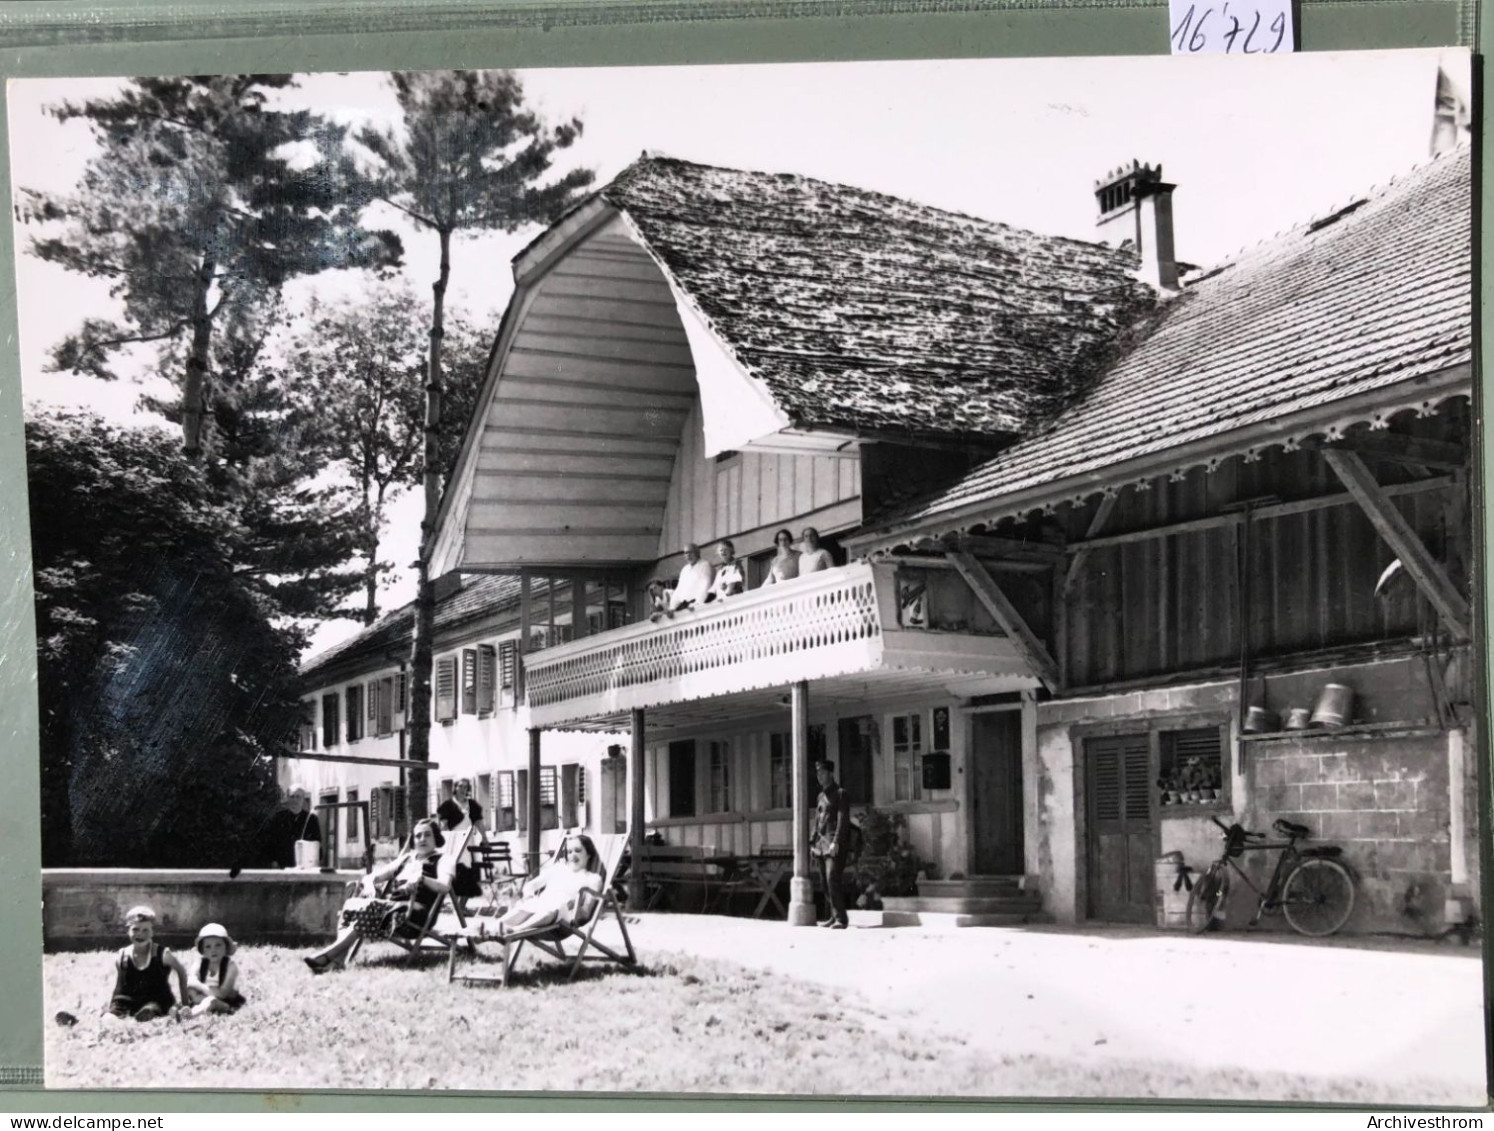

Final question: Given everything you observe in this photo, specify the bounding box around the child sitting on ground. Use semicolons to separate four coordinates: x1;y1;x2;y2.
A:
182;923;247;1017
106;905;189;1023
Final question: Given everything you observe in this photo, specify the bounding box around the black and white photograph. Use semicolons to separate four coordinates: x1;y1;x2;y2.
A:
14;49;1482;1101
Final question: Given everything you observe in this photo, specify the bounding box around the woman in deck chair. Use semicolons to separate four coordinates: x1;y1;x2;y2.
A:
494;833;603;935
303;819;456;973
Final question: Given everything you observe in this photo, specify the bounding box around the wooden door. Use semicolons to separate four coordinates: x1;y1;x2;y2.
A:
1085;734;1154;922
970;711;1024;874
836;717;876;809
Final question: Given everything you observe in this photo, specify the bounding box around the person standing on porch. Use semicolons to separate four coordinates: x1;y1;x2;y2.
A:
798;528;835;574
707;540;745;602
812;760;852;929
670;542;714;611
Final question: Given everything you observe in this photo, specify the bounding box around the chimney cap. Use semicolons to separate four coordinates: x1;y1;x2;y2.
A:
1094;160;1164;189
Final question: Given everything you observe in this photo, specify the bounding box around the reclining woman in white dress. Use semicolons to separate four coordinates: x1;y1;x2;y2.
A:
494;833;604;935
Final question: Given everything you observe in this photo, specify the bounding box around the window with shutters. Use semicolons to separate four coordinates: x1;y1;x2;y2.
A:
708;741;731;813
461;649;477;714
892;712;924;802
1159;726;1229;813
540;765;559;830
321;692;340;747
1085;734;1152;825
346;789;360;842
496;771;516;832
477;645;497;713
769;732;791;810
298;701;318;752
376;676;394;736
434;656;457;722
345;684;364;742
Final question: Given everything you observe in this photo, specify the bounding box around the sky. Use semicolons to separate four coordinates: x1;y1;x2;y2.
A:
7;48;1469;658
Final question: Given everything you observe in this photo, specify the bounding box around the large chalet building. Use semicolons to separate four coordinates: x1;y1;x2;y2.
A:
286;120;1474;934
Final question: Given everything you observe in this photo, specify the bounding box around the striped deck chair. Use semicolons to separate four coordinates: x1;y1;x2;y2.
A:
348;824;477;965
447;833;636;987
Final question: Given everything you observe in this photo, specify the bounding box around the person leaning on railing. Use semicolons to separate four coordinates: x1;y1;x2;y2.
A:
670;542;714;612
761;528;800;586
706;539;745;602
798;527;835;574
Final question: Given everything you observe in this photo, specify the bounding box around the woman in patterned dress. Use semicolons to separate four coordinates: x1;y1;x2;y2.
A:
303;818;456;973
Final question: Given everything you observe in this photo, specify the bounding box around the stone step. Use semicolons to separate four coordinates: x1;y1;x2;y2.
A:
880;908;1054;930
919;877;1027;898
883;895;1042;915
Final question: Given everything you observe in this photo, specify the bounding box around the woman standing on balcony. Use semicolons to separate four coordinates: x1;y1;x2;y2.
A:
762;529;800;586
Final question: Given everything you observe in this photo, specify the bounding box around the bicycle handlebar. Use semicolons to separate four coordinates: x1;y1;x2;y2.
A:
1211;815;1265;840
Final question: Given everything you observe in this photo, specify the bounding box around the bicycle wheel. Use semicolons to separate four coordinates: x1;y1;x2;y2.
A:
1281;857;1355;937
1185;864;1228;934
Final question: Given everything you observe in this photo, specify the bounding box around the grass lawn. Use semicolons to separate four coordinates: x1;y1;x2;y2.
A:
43;941;1472;1102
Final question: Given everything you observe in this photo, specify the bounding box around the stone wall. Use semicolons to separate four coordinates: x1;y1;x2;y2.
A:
43;869;361;951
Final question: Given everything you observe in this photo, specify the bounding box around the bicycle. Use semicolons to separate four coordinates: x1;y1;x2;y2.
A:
1186;815;1356;937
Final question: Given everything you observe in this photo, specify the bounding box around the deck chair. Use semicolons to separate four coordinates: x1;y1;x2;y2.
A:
349;824;477;964
469;838;528;914
447;833;636;987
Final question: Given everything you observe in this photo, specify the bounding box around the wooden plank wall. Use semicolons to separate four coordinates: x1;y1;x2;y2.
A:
1061;425;1464;688
659;401;860;554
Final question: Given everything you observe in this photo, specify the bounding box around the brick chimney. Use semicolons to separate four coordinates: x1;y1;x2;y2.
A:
1095;160;1179;291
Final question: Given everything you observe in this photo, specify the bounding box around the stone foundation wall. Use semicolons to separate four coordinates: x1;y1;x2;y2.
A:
43;869;361;951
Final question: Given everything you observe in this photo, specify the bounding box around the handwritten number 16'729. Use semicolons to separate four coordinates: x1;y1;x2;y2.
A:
1172;4;1289;53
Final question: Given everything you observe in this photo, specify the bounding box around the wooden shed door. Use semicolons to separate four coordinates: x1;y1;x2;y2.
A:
971;711;1024;874
1085;735;1154;923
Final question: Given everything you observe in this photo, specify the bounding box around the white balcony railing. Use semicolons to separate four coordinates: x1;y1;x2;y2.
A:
525;564;881;711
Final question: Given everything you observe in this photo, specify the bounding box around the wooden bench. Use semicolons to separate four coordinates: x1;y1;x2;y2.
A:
637;844;735;911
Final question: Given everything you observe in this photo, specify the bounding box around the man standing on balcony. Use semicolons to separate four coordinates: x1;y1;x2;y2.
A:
811;760;851;929
707;540;745;602
799;528;835;574
671;542;714;611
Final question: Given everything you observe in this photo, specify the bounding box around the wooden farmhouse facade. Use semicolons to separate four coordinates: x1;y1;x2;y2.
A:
286;134;1474;935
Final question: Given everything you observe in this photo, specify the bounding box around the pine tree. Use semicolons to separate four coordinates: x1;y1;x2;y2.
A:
357;70;593;819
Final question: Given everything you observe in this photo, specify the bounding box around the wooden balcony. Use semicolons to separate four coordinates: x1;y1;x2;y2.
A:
522;562;1037;729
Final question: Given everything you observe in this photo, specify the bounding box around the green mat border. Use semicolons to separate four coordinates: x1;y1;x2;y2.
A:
0;0;1483;1112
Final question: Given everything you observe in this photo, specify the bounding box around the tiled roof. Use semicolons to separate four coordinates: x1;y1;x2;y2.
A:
299;574;522;686
601;156;1159;442
858;144;1473;539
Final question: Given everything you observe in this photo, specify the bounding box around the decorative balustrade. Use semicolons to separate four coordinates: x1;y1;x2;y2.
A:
524;564;883;712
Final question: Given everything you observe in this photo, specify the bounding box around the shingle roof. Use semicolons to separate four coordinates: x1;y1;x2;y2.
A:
857;144;1473;539
299;574;522;686
600;156;1159;442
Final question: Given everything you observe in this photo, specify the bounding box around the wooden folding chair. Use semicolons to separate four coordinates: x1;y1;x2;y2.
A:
349;824;477;964
448;833;636;987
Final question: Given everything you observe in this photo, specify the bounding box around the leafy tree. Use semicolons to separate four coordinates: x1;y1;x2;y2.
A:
357;70;593;817
19;75;402;456
26;411;300;867
277;282;490;624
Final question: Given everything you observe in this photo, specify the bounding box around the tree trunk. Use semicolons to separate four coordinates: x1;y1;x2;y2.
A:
406;226;451;823
182;252;216;456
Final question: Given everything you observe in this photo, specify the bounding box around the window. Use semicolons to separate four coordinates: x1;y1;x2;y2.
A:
476;774;492;828
561;763;587;828
892;712;924;801
496;771;516;832
434;656;457;722
837;717;875;807
346;789;359;842
708;740;731;813
540;765;559;830
668;740;697;818
477;644;497;713
298;701;317;752
461;649;477;714
1159;727;1228;812
371;784;406;841
376;676;394;736
440;778;454;805
321;692;340;747
345;684;364;742
769;732;791;810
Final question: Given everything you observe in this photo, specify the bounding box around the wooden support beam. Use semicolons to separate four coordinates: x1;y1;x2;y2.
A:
526;728;543;874
1321;450;1470;640
950;533;1064;562
947;550;1062;692
628;708;647;910
881;554;1048;573
1063;493;1118;595
1318;434;1466;473
787;681;817;927
1068;475;1454;553
282;750;441;771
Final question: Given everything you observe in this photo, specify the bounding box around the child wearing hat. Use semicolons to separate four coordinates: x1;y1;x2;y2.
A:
106;906;189;1022
183;923;246;1017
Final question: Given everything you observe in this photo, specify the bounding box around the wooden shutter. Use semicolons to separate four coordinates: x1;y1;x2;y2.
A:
498;771;516;832
435;656;457;722
516;769;529;832
367;681;378;722
377;677;394;735
461;649;477;714
561;763;579;828
541;766;559;830
345;684;362;742
393;788;408;840
499;641;517;690
477;645;497;713
1087;735;1151;823
322;693;339;747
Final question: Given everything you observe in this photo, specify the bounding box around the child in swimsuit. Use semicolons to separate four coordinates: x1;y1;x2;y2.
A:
106;906;189;1022
183;922;247;1017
